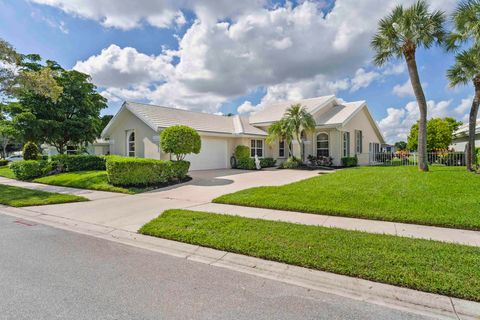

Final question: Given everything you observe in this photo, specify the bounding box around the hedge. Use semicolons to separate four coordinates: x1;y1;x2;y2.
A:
234;145;250;161
260;157;276;168
341;156;358;167
237;157;276;170
0;159;8;166
106;156;190;187
52;154;106;172
10;160;55;180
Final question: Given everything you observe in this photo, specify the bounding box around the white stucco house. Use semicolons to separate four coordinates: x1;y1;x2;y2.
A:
100;95;385;170
450;120;480;152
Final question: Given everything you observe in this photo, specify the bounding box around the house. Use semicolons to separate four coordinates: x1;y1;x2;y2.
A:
450;120;480;152
101;95;385;170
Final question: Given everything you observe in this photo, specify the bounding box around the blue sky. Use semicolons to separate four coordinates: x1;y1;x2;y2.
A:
0;0;473;143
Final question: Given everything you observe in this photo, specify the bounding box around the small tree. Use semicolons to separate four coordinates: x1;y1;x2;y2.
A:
160;125;201;160
407;117;462;151
23;141;39;160
266;119;293;157
282;104;316;162
394;141;407;151
234;145;250;161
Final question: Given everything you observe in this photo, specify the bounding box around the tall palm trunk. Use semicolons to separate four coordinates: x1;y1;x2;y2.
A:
404;46;429;172
467;76;480;171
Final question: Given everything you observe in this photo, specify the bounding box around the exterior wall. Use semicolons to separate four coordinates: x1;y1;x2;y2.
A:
450;133;480;152
341;108;383;165
108;109;160;159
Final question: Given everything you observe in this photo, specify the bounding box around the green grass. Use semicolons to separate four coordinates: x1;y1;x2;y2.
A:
0;184;88;207
33;171;146;194
0;166;15;179
140;209;480;302
214;166;480;230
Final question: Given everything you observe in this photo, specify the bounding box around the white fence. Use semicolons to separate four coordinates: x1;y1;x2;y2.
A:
368;151;466;167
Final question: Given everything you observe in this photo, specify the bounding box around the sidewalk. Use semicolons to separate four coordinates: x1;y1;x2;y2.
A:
0;177;125;201
187;203;480;247
0;204;478;320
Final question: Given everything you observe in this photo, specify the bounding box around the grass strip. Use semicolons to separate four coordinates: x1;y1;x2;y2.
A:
214;166;480;230
0;184;88;207
0;166;15;179
140;209;480;302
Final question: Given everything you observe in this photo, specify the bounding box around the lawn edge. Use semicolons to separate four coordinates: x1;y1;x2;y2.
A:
0;205;477;320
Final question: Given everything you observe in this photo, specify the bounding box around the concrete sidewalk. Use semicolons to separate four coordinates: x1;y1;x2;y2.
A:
0;205;478;320
0;177;124;201
188;203;480;247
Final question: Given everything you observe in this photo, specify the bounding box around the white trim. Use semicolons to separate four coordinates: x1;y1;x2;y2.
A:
250;139;265;158
126;129;136;157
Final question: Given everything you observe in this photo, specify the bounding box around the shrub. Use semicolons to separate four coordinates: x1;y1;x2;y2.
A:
237;158;256;170
260;157;276;168
10;160;55;180
234;145;250;161
307;155;333;167
23;142;39;160
106;156;190;187
280;157;301;169
0;159;8;166
160;125;201;160
52;154;106;172
341;156;358;167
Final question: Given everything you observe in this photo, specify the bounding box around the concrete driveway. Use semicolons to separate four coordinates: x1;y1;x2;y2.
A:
23;168;323;232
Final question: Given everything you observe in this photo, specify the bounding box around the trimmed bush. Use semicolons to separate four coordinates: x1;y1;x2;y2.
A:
260;157;276;168
234;145;250;161
160;125;201;160
0;159;8;166
341;156;358;167
10;160;55;180
106;156;190;187
280;157;301;169
52;154;106;172
237;158;256;170
23;142;39;160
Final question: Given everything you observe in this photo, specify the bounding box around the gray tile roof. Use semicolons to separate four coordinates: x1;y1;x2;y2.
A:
125;102;266;136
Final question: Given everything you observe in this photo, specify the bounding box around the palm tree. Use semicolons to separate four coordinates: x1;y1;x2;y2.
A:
282;104;316;162
447;0;480;171
371;1;446;172
266;118;293;157
447;48;480;171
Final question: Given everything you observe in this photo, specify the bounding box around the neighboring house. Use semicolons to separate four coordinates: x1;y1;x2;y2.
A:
101;95;385;170
41;139;110;157
450;120;480;152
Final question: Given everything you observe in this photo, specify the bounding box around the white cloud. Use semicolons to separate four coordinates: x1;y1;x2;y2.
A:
237;101;257;114
377;99;462;143
69;0;457;115
392;79;414;98
382;63;405;76
454;96;473;122
350;68;380;92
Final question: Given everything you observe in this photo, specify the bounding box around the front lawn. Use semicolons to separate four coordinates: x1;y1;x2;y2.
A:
33;171;146;194
0;184;88;207
214;166;480;230
140;209;480;302
0;166;15;179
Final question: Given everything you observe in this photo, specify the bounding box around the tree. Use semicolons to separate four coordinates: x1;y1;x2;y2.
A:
407;117;462;151
266;118;293;157
447;0;480;171
9;60;107;154
371;1;446;171
99;115;114;136
282;104;316;162
160;125;201;161
394;141;407;151
1;40;62;101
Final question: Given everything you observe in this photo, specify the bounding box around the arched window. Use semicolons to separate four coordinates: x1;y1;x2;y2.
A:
316;133;329;157
128;131;135;157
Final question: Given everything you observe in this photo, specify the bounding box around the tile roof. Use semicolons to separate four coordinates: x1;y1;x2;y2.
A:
124;102;266;136
316;101;365;126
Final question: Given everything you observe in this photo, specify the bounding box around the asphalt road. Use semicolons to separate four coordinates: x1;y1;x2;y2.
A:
0;213;432;320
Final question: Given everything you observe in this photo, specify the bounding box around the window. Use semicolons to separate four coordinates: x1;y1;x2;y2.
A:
250;139;263;158
355;130;363;154
279;140;285;158
343;132;350;157
127;131;135;157
316;133;329;157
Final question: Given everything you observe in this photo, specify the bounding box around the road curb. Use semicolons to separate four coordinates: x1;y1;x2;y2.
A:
1;205;479;320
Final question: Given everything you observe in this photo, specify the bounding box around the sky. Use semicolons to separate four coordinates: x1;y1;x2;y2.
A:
0;0;474;143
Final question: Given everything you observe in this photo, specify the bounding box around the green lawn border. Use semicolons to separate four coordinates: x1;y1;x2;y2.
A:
0;183;88;207
140;209;480;302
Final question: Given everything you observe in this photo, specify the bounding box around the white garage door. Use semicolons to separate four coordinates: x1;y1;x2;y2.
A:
186;137;228;170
